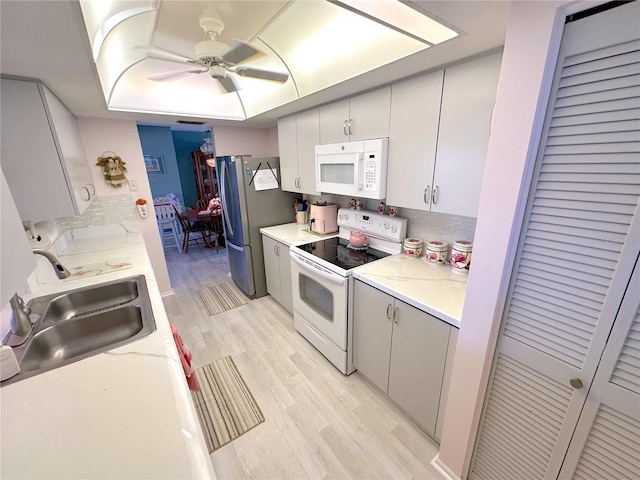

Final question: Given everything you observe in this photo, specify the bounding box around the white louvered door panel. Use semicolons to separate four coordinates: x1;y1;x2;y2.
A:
470;3;640;480
558;257;640;479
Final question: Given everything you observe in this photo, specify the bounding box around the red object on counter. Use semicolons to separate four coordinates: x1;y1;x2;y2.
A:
171;324;200;391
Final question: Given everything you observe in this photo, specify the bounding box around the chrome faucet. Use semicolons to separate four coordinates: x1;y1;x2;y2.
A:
7;249;70;343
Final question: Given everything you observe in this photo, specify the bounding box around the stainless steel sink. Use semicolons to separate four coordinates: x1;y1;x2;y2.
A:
1;275;156;386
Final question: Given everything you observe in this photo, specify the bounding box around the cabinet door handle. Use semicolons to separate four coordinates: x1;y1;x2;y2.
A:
274;245;278;256
343;120;348;136
87;184;95;196
80;186;90;201
386;303;392;320
392;307;399;324
424;185;430;204
348;119;353;135
432;185;439;205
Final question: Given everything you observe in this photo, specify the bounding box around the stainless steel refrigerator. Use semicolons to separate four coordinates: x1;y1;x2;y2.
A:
216;155;297;298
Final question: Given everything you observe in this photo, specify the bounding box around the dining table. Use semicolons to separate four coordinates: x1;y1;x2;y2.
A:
180;208;223;250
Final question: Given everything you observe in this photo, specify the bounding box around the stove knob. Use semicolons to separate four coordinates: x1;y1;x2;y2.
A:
384;223;389;230
391;226;397;233
339;214;343;220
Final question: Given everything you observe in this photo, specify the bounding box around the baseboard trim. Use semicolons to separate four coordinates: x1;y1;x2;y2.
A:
430;453;462;480
160;288;175;298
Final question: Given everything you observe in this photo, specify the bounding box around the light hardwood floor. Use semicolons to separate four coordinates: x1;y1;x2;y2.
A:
161;241;443;480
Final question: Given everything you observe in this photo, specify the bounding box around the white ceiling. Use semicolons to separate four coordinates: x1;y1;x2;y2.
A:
0;1;511;128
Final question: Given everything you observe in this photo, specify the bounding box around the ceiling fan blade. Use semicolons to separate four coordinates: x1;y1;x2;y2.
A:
217;76;238;93
135;45;195;63
221;41;263;65
148;69;208;82
234;67;289;83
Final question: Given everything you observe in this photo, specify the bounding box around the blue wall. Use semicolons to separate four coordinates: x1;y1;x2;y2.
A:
171;130;204;209
137;125;185;206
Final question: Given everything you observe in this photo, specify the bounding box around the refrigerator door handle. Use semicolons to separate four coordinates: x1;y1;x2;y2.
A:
219;159;234;236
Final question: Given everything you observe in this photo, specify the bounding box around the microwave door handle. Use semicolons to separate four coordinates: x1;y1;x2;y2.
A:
356;152;364;190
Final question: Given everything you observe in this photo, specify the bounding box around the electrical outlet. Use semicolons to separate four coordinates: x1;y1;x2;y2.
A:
129;179;138;191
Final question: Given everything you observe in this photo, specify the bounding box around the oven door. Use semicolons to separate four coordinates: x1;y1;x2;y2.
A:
290;251;348;349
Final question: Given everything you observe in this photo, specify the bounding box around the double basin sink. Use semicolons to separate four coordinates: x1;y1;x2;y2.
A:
1;275;156;386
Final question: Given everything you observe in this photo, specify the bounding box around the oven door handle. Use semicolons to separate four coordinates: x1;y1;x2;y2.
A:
290;253;347;286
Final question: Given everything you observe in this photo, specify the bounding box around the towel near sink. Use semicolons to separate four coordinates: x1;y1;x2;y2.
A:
63;256;133;281
171;324;199;392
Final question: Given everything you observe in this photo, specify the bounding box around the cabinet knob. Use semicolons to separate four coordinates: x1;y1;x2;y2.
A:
569;378;584;389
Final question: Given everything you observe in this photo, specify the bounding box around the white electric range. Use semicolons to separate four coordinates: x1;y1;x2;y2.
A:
289;209;407;374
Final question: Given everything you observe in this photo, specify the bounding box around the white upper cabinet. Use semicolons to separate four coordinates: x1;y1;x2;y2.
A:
277;108;321;195
319;87;391;143
386;53;502;218
278;114;298;192
387;70;444;211
1;78;95;222
0;170;36;307
432;53;502;217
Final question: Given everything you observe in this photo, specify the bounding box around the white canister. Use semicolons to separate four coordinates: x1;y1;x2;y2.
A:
403;238;423;257
450;240;473;271
425;241;448;264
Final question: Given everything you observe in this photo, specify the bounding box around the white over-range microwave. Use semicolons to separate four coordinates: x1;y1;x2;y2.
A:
315;138;388;199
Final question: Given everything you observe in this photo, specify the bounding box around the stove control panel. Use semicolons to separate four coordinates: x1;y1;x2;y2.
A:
337;208;407;242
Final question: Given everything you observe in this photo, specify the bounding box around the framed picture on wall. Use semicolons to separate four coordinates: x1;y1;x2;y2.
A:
144;154;165;175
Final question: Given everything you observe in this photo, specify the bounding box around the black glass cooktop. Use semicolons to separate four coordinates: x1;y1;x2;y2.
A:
296;237;391;271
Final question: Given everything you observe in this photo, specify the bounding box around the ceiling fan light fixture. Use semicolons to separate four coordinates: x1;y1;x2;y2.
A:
195;40;230;62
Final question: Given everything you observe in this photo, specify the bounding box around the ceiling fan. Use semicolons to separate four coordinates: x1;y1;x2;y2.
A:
141;8;289;93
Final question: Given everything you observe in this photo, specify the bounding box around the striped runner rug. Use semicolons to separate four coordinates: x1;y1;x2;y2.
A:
196;281;247;316
191;356;265;453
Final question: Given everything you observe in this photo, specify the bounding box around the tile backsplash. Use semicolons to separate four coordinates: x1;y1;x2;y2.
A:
54;195;138;231
305;194;477;246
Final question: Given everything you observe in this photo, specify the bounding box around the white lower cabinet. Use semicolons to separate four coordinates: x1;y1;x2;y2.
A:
262;235;293;314
353;279;456;439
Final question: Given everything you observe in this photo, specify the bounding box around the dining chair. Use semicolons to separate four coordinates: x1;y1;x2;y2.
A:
203;212;224;253
154;204;182;254
195;198;209;210
173;205;209;253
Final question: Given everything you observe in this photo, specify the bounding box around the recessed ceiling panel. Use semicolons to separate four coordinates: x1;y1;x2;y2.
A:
258;1;429;97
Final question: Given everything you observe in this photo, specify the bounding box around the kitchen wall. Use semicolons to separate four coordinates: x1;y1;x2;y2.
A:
435;2;572;478
214;125;279;156
76;118;172;295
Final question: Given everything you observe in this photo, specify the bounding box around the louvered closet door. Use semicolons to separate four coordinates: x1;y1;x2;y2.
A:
469;3;640;480
558;257;640;479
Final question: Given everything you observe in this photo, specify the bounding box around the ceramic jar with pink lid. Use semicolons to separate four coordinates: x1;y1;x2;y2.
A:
425;240;448;264
403;238;423;257
450;240;473;271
